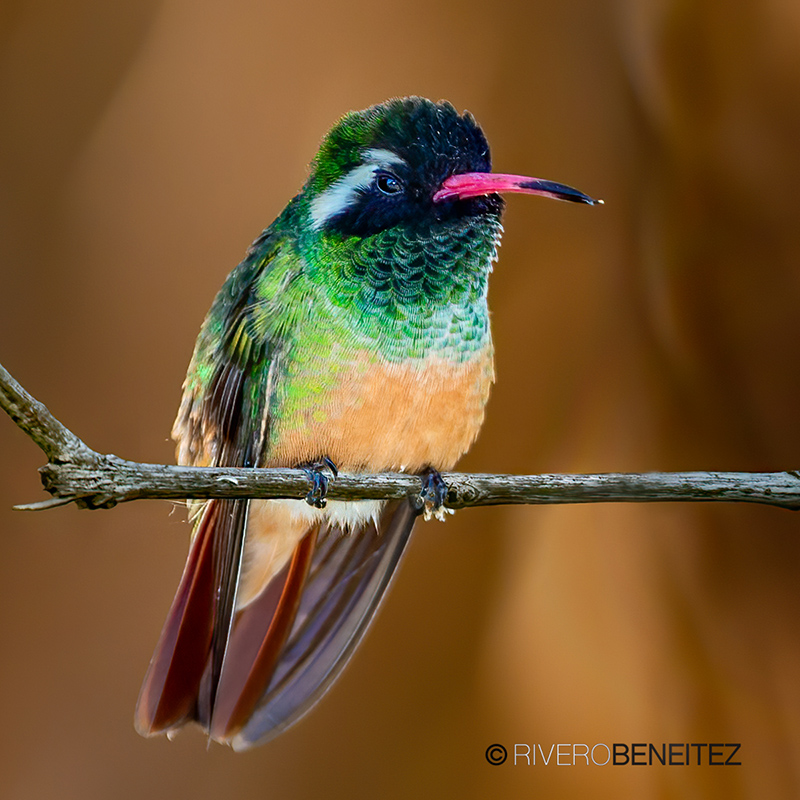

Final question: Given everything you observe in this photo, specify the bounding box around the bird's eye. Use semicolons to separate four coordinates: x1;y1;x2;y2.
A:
376;172;403;195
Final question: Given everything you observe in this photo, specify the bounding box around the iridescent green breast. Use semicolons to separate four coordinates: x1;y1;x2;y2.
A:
300;207;501;363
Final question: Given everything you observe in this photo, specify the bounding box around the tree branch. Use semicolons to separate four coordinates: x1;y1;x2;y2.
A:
0;362;98;464
3;360;800;512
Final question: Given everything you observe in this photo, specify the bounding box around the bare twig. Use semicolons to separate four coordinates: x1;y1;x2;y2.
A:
2;360;800;512
0;362;97;464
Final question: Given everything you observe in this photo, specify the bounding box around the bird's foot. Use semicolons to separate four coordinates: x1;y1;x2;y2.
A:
299;457;338;508
419;468;454;522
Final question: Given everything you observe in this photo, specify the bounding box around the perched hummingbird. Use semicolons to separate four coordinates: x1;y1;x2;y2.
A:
135;97;598;750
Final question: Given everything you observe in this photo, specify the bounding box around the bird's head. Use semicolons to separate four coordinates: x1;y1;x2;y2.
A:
303;96;598;239
295;97;598;315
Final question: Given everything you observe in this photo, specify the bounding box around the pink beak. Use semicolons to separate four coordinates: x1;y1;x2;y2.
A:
433;172;601;206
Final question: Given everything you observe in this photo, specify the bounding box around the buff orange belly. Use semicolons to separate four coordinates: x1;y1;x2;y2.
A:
264;344;495;473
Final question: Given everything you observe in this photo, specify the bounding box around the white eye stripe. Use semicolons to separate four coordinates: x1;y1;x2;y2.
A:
309;164;380;230
309;150;408;230
362;148;407;169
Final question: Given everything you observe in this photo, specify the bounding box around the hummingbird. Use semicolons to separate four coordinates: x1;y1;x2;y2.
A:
134;97;599;750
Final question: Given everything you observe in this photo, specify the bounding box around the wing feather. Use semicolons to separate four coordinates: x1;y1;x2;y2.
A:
230;500;417;749
137;234;280;736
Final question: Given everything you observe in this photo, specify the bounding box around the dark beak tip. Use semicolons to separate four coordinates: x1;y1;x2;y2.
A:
434;172;603;206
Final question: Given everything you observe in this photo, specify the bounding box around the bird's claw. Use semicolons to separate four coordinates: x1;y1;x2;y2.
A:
300;457;338;508
419;468;453;522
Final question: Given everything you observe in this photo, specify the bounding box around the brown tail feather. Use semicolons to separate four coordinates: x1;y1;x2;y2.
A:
209;528;318;741
136;499;417;747
135;501;219;736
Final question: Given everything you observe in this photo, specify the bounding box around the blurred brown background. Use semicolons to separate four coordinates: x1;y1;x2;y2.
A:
2;0;800;797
